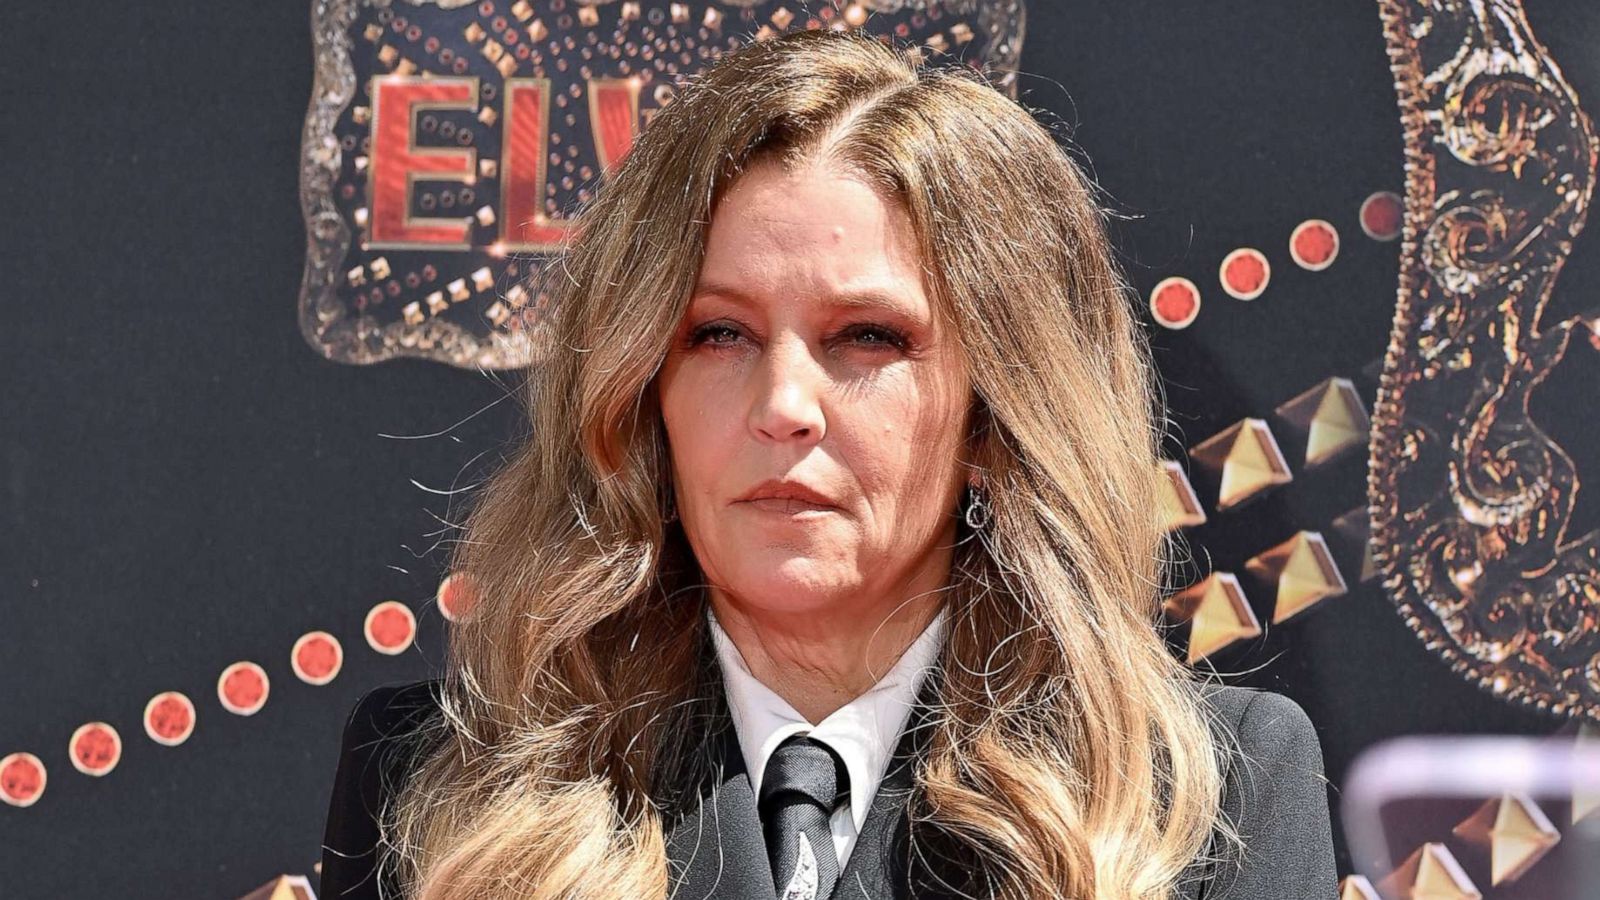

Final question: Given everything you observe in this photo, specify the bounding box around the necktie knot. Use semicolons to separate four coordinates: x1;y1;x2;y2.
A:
760;734;850;813
759;734;850;899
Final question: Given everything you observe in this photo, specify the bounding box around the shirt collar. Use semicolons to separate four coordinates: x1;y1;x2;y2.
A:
707;605;948;834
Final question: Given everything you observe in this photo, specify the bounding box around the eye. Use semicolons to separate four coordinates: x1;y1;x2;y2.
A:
837;323;910;351
687;322;742;347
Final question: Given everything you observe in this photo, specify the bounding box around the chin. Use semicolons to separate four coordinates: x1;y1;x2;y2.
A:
721;556;860;611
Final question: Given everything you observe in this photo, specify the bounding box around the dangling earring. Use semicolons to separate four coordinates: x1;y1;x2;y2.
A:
964;482;989;530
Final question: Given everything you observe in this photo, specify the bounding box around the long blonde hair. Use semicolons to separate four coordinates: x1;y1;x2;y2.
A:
384;27;1243;900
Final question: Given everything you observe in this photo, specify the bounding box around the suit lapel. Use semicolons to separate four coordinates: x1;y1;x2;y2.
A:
831;672;945;899
664;723;779;900
830;728;917;898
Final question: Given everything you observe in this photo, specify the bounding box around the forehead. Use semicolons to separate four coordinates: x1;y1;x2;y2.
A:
692;159;931;318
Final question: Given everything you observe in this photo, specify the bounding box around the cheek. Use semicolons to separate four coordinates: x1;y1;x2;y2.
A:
659;366;742;478
907;366;968;434
843;378;965;492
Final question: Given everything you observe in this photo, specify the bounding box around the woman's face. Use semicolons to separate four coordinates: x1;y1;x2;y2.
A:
656;156;974;625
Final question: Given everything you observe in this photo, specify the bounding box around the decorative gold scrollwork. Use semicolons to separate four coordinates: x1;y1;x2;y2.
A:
1371;0;1600;720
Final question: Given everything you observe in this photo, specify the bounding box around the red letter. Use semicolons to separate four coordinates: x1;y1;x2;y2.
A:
500;77;640;250
367;75;478;249
588;77;641;178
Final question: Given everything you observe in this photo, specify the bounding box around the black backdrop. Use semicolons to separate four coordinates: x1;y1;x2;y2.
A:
4;1;1597;897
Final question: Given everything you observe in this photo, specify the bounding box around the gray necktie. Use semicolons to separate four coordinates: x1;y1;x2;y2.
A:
759;735;850;900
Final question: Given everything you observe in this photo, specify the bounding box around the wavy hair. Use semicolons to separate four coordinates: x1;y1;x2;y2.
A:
382;27;1244;900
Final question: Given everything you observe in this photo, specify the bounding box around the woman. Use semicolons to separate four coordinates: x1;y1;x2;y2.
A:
321;27;1338;900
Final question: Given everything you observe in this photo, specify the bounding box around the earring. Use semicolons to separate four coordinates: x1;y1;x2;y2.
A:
964;482;989;530
662;487;678;523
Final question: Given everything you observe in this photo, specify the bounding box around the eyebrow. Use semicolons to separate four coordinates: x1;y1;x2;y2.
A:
689;279;923;318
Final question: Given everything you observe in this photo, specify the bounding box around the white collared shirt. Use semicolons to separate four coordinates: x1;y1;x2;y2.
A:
707;605;947;870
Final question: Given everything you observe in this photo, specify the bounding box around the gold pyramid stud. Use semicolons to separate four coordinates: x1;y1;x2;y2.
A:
1338;874;1382;900
1157;459;1207;531
1245;531;1348;624
233;874;317;900
1163;573;1262;664
1274;377;1370;468
1451;793;1560;886
1377;842;1482;900
1189;417;1293;511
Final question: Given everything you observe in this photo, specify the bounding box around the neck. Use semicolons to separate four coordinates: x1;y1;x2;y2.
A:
709;578;948;723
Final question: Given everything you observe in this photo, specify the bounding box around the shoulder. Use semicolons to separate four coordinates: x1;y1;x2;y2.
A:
341;678;447;749
1195;684;1318;748
1193;684;1327;806
330;677;447;805
1197;685;1325;781
1189;685;1338;900
330;677;447;803
320;679;445;900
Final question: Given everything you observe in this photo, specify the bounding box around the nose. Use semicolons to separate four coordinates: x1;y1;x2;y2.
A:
749;332;826;445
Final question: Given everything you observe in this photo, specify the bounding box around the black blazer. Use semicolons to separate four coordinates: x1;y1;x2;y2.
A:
320;677;1338;899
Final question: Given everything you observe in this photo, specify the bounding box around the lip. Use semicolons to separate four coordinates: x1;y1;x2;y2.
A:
745;497;836;516
736;478;839;510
